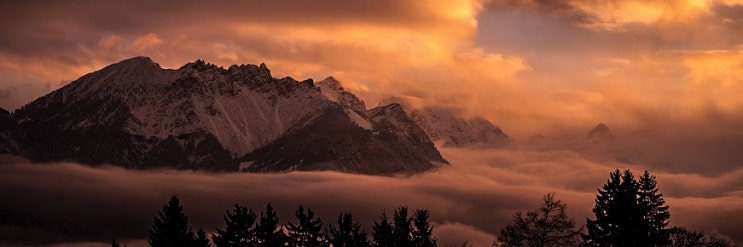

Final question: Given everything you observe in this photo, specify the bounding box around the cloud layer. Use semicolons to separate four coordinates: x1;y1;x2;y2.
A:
1;146;741;246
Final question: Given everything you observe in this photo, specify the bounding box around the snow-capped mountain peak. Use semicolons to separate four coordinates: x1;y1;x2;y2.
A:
7;57;446;175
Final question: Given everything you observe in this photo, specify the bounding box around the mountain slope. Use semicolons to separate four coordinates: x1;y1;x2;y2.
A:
0;108;19;154
243;104;446;174
10;57;446;174
408;107;511;148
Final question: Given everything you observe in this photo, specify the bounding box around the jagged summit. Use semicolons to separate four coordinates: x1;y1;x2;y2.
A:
8;57;445;175
316;76;366;115
409;107;511;148
589;123;616;140
380;97;511;149
115;56;161;68
317;76;342;90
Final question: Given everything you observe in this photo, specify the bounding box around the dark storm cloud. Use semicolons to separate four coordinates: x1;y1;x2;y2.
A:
0;0;453;58
485;0;600;25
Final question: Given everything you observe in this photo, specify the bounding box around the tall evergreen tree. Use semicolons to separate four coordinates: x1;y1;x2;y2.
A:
212;204;258;247
495;193;580;247
255;204;286;247
148;195;196;247
287;205;328;247
329;212;369;247
639;171;671;246
412;209;437;247
373;207;437;247
372;212;394;247
583;170;670;246
392;207;414;246
195;228;211;247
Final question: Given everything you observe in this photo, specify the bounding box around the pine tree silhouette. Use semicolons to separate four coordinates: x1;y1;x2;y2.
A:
373;207;437;247
212;204;258;247
412;209;437;247
583;170;670;246
255;204;287;246
639;171;670;246
329;212;369;247
372;212;394;247
195;228;211;247
148;195;196;247
392;207;414;246
287;205;328;247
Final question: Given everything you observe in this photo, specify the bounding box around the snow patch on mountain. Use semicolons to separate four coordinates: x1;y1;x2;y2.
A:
345;109;371;130
409;107;511;149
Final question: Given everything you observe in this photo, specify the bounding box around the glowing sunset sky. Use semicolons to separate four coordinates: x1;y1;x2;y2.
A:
2;0;741;138
1;0;742;246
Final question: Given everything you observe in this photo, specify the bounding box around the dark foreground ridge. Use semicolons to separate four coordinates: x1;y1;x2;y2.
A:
1;56;447;175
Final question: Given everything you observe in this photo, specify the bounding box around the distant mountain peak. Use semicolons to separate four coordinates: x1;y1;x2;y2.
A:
317;76;342;89
112;56;161;70
317;76;366;115
401;105;511;149
589;123;616;140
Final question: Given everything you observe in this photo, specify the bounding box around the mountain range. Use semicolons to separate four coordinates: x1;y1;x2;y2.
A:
0;57;509;175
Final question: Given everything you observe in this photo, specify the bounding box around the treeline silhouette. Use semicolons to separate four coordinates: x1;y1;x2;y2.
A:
113;169;735;247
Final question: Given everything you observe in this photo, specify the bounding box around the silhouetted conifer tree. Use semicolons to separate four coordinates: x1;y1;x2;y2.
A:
373;207;437;247
412;209;437;247
495;193;580;247
195;228;211;247
583;170;670;246
148;195;196;247
639;171;671;245
255;204;287;246
372;212;394;247
329;212;369;247
287;205;328;247
392;207;414;246
212;204;258;247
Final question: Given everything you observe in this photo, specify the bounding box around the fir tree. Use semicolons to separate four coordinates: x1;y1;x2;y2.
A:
412;209;437;247
212;204;258;247
194;228;211;247
329;212;369;247
255;204;286;247
287;205;328;247
372;212;394;247
583;170;670;246
148;195;196;247
639;171;671;246
392;206;414;246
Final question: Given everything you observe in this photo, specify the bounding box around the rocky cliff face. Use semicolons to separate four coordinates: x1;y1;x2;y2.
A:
8;57;447;174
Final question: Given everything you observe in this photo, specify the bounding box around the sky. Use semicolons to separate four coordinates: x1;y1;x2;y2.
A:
0;0;742;246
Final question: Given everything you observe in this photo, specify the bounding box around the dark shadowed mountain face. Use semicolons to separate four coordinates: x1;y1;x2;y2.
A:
243;104;447;174
8;56;447;175
0;107;19;154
